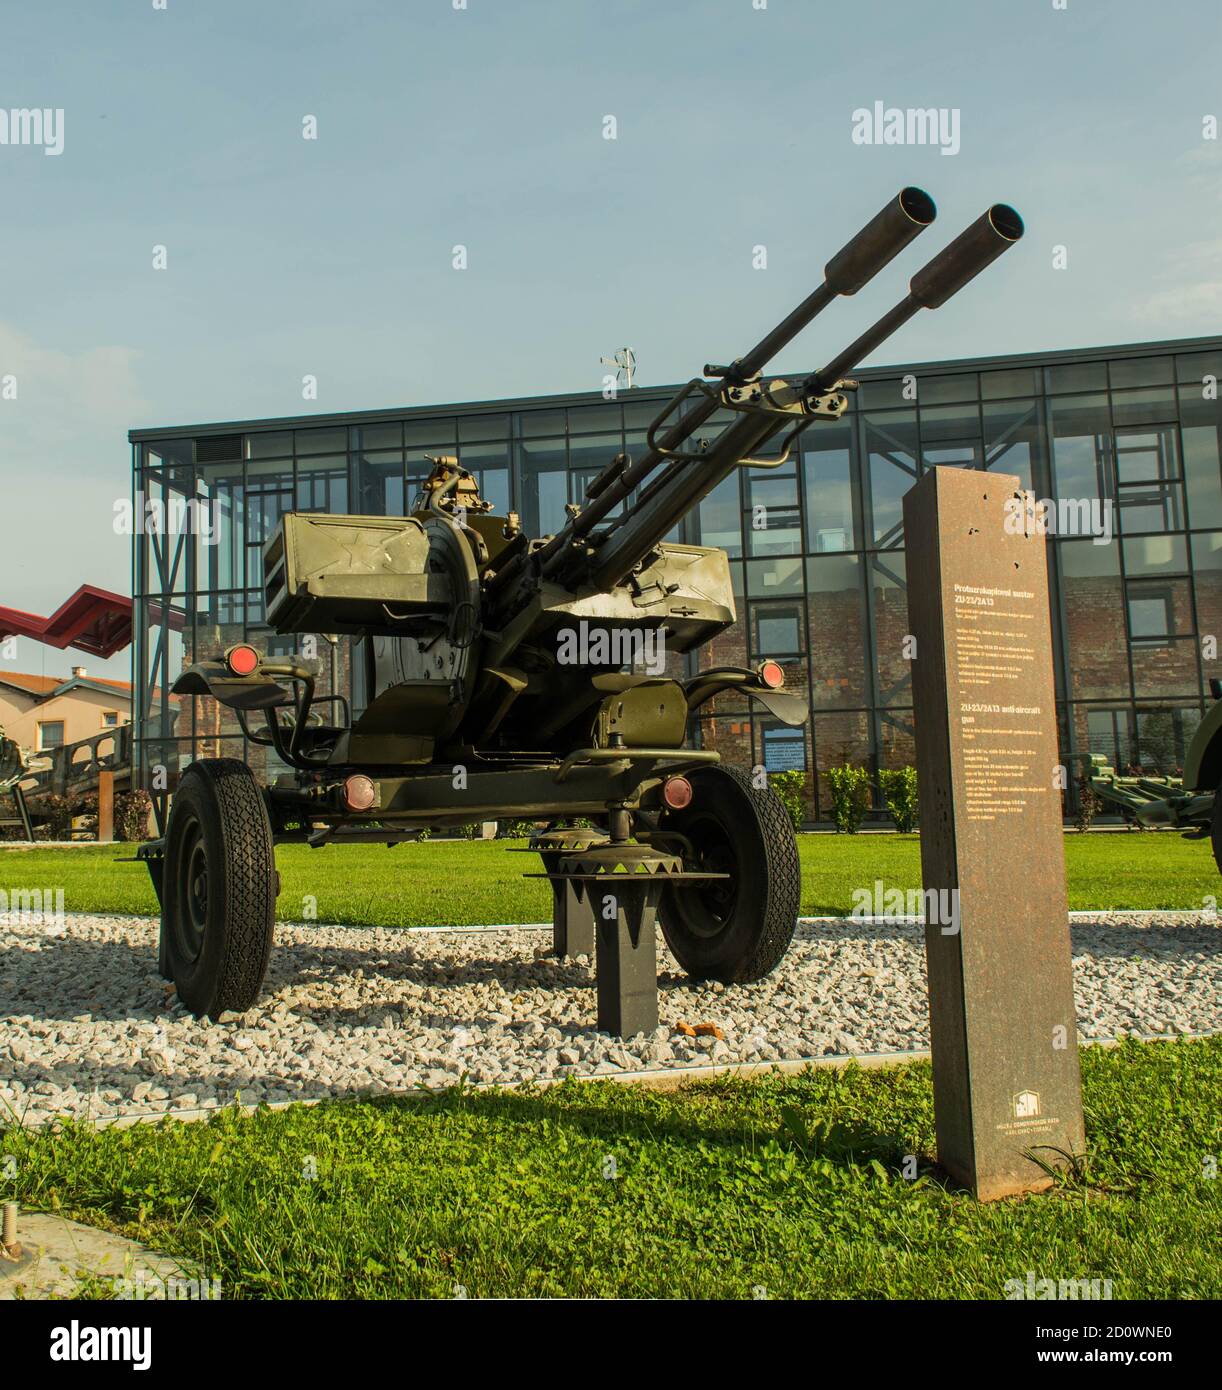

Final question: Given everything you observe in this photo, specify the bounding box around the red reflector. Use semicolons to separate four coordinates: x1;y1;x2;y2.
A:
343;775;377;812
760;661;785;689
227;645;259;676
663;776;693;810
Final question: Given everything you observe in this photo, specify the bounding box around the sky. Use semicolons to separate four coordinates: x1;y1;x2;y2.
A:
2;0;1221;680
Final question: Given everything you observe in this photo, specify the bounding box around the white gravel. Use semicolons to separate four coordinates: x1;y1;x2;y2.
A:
1;911;1218;1127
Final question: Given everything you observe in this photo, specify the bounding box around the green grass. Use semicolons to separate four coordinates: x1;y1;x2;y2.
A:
4;1038;1219;1299
0;829;1215;926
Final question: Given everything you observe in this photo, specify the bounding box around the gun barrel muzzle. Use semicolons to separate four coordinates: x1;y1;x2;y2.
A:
910;203;1024;309
824;186;937;296
808;203;1024;390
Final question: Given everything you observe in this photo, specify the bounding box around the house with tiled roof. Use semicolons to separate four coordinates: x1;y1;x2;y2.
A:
0;667;132;754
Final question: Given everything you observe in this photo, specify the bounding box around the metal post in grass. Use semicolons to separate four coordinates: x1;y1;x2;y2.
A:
903;467;1086;1200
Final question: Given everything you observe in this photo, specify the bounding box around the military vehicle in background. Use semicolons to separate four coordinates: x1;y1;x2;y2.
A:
137;187;1025;1020
1081;680;1222;873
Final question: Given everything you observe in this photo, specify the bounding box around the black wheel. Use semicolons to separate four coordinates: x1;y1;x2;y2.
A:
1210;782;1222;875
656;764;799;982
161;758;277;1018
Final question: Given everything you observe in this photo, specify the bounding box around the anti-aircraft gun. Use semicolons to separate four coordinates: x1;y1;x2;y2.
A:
142;188;1024;1027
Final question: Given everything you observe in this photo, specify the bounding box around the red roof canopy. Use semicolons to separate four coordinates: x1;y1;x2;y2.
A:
0;585;136;659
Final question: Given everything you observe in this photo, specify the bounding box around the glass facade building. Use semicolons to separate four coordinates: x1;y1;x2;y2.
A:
130;334;1222;824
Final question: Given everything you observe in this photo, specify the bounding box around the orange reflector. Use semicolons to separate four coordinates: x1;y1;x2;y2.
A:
662;775;693;810
343;774;377;812
760;660;785;689
227;644;259;676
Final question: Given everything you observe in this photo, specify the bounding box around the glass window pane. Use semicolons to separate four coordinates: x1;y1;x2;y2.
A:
1176;350;1222;385
295;427;347;455
1083;707;1132;769
1111;386;1177;427
1114;426;1180;483
870;551;909;707
354;451;402;515
1051;395;1111;517
568;431;622;472
864;412;917;548
916;373;978;405
295;456;348;514
568;403;623;435
1134;706;1200;774
746;468;800;557
517;439;568;536
1122;535;1187;577
919;402;982;453
1045;362;1108;394
360;422;402;450
1116;480;1183;534
983;399;1041;490
750;601;804;657
807;555;868;708
1109;356;1174;390
855;377;910;411
457;413;509;443
697;472;742;556
813;711;871;820
1180;392;1222;528
1059;539;1127;699
246;432;292;459
405;417;455;448
1130;636;1199;700
981;366;1040;400
746;555;805;597
518;409;567;438
802;420;856;552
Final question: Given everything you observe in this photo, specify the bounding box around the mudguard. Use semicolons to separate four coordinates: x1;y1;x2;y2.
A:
171;660;294;711
683;666;809;727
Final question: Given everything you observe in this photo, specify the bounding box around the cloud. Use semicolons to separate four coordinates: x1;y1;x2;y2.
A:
0;320;148;463
1128;237;1222;327
1171;144;1222;201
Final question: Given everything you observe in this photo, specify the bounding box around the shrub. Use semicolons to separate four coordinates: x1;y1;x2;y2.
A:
768;770;807;832
115;789;152;842
497;819;540;839
1074;772;1099;832
878;767;919;833
825;764;872;834
35;794;74;841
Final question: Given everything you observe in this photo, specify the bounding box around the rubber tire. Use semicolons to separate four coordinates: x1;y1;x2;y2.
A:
161;758;277;1018
656;764;799;983
1210;777;1222;875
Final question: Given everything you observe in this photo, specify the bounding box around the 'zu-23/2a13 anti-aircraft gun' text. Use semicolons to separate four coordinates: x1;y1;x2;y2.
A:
136;188;1024;1030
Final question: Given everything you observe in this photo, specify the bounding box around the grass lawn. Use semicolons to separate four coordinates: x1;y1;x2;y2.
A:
0;830;1216;926
4;1038;1219;1299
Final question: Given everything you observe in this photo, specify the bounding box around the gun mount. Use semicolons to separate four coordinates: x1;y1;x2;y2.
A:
150;187;1024;1029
